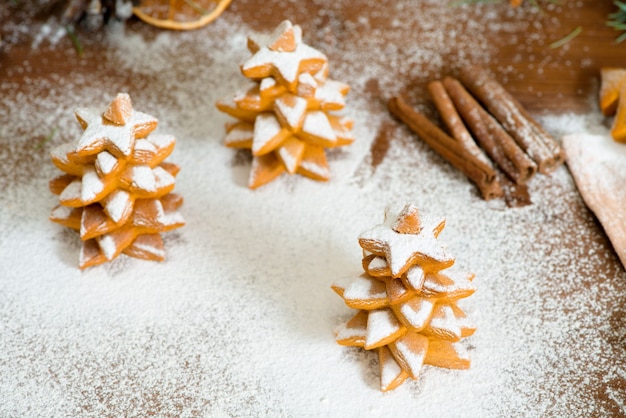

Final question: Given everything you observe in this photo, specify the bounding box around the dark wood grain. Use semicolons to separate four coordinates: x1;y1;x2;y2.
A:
2;1;624;113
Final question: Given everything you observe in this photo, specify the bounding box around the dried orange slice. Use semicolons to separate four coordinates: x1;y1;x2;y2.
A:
133;0;233;31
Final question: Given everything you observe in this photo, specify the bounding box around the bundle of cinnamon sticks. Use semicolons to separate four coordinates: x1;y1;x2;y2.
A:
389;66;564;201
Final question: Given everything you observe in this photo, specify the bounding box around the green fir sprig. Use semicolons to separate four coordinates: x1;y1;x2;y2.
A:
608;1;626;43
453;0;626;44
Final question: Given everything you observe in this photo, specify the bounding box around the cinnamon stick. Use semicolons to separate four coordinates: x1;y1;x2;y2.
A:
459;66;564;174
427;80;494;169
388;96;502;200
442;77;537;185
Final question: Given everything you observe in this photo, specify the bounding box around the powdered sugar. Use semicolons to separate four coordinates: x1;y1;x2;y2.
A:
80;167;105;202
334;311;367;342
242;43;327;85
427;305;462;340
379;346;405;391
400;297;434;330
152;167;175;191
97;234;120;260
58;178;82;202
103;189;131;223
128;165;156;192
365;309;402;348
394;333;428;378
96;151;118;176
274;94;307;130
359;217;451;278
1;1;625;417
563;131;626;268
275;139;300;174
301;110;336;143
342;275;387;304
252;113;283;154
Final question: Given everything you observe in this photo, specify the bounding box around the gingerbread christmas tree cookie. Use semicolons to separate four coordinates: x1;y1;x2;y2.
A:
217;20;354;189
332;204;475;392
49;93;185;269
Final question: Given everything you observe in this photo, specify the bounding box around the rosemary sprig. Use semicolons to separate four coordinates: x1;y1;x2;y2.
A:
450;0;505;6
452;0;625;44
549;25;583;48
451;0;559;7
184;0;210;15
608;1;626;43
64;25;84;57
35;127;57;150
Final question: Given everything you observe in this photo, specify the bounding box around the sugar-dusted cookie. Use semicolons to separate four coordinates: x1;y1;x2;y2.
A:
332;204;476;392
49;93;185;269
217;20;354;189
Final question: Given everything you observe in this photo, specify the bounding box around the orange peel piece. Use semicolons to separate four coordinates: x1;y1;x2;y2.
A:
599;67;626;116
133;0;233;31
611;82;626;143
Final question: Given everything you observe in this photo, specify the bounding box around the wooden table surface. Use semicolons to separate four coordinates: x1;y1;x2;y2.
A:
2;0;625;113
1;1;624;416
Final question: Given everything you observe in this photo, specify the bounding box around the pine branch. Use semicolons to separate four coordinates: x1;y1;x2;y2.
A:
453;0;626;43
608;1;626;43
64;25;84;57
451;0;559;7
549;25;583;49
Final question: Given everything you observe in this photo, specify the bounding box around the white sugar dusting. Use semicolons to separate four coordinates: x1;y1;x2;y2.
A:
50;204;72;220
343;275;386;301
80;167;105;202
395;335;427;377
132;240;165;258
334;317;366;342
96;151;118;176
277;145;298;173
134;138;157;157
130;165;157;192
98;234;119;260
1;1;626;417
152;166;175;190
104;189;131;223
369;255;388;270
58;179;82;202
563;131;626;268
275;95;307;129
302;110;336;142
298;156;329;178
365;308;401;348
243;43;327;85
380;347;404;390
252;113;283;153
400;298;434;329
225;126;253;143
428;305;462;339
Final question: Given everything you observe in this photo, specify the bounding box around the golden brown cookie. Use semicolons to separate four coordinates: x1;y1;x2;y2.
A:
49;93;185;269
333;204;475;392
217;20;354;189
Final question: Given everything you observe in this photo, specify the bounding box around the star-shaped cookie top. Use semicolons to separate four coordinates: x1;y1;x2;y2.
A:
241;20;327;92
358;204;453;278
74;93;158;158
